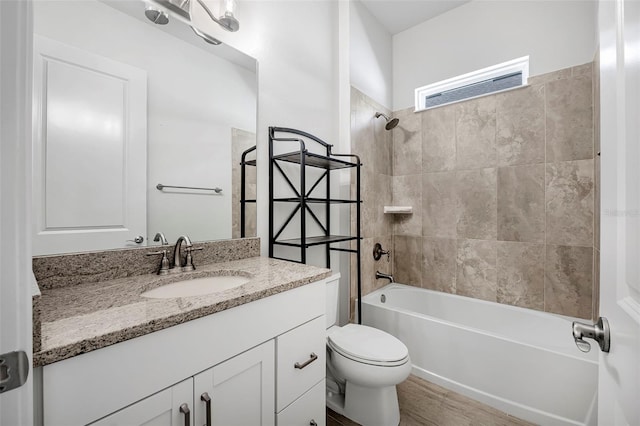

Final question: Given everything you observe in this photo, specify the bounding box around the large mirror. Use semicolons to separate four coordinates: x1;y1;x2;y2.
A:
31;0;257;255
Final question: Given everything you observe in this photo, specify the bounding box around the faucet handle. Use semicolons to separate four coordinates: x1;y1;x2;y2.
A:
182;246;203;272
146;250;171;275
373;243;391;262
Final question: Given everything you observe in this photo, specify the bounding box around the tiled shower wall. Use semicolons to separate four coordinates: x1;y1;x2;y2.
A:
389;62;599;320
349;87;393;319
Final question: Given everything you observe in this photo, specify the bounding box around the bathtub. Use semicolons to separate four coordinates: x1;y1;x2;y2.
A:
361;284;598;426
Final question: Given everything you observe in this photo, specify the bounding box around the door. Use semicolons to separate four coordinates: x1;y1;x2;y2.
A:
32;35;147;255
0;1;33;425
194;341;275;426
91;379;193;426
598;0;640;424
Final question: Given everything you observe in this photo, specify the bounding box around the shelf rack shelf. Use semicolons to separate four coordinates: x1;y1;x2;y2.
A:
268;126;363;324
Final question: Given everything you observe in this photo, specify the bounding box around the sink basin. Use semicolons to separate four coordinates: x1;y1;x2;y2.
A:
141;275;251;299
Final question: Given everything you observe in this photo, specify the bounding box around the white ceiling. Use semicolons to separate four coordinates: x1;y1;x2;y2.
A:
359;0;472;35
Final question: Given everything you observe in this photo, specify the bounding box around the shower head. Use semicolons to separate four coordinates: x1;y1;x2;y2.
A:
145;5;169;25
375;112;399;130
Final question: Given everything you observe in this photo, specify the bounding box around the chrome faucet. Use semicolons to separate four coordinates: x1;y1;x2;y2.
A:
375;271;394;283
171;235;203;272
154;232;168;245
171;235;192;272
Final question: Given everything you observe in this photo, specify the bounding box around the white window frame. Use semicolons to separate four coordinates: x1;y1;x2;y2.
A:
414;56;529;112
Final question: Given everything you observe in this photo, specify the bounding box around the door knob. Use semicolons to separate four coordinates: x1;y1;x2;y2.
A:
572;317;610;353
126;235;144;244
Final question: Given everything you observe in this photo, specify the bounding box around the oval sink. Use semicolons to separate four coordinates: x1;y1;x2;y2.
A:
141;275;251;299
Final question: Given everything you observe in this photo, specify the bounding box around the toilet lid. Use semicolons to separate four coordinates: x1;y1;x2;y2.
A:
327;324;408;364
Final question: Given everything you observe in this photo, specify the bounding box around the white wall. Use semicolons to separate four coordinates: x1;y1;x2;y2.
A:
190;1;340;257
33;0;257;244
350;0;393;110
393;0;598;109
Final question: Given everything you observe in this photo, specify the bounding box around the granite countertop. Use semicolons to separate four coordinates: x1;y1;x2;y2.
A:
34;257;331;367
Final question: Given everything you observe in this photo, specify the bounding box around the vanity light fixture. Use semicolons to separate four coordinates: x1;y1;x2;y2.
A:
191;26;222;45
195;0;239;32
144;4;170;24
148;0;240;33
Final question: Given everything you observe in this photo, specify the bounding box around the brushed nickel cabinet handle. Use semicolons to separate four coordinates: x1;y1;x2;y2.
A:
179;403;190;426
294;352;318;370
310;420;318;426
200;392;212;426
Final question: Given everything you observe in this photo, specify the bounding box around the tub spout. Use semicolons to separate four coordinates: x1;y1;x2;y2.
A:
375;271;394;283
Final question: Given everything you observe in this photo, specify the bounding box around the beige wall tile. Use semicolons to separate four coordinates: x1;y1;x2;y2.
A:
497;241;544;310
593;248;600;321
593;53;601;252
545;245;593;319
358;173;393;238
496;85;545;166
497;164;545;243
394;235;423;286
456;168;497;240
423;171;456;238
527;68;571;85
572;62;593;77
393;108;422;176
546;160;594;246
546;74;594;161
393;174;423;236
374;116;393;176
594;155;600;250
456;239;497;302
455;96;497;170
423;106;456;172
422;237;456;293
381;63;597;316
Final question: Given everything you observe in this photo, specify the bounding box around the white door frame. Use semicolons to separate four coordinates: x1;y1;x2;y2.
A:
0;0;34;424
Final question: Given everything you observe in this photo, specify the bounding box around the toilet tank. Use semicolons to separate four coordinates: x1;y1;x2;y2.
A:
325;273;341;328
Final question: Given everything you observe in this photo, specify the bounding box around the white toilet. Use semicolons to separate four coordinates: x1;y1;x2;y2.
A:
325;276;411;426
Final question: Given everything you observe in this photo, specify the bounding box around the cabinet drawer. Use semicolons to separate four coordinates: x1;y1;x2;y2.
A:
277;379;325;426
276;316;326;412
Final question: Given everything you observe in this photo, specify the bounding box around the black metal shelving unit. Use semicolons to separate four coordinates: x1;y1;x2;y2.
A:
268;126;363;324
240;145;257;238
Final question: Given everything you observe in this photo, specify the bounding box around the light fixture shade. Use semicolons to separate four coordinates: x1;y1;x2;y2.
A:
218;0;239;31
194;0;240;32
223;0;236;15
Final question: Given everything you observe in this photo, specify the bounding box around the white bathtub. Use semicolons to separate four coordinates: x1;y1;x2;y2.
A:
361;284;598;426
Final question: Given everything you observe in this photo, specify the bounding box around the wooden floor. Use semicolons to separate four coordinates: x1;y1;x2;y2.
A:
326;375;535;426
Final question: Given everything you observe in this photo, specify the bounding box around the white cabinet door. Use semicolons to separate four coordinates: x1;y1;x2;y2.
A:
32;35;147;255
90;379;193;426
194;341;275;426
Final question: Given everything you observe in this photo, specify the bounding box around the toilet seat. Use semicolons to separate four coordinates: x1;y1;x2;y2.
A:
327;324;409;367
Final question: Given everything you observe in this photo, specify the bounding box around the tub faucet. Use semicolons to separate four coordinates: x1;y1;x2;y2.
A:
375;271;394;283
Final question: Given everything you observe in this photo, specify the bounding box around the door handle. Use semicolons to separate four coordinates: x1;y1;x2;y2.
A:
0;351;29;393
179;403;190;426
572;317;610;353
200;392;212;426
126;235;144;244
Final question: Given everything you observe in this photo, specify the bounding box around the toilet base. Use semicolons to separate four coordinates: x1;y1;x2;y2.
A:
327;381;401;426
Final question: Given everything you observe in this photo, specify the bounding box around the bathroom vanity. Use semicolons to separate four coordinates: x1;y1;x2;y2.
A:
33;250;330;426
